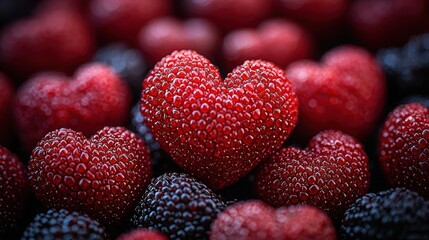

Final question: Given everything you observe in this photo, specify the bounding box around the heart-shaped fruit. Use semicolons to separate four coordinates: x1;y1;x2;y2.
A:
286;45;386;140
28;127;152;226
139;17;219;64
223;19;313;70
378;103;429;198
0;8;94;78
141;50;298;189
255;130;370;219
14;63;131;151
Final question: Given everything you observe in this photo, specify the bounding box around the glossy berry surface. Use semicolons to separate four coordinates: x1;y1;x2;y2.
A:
28;127;152;226
341;188;429;239
118;229;168;240
378;103;429;198
223;19;313;70
0;146;29;235
141;50;298;189
22;209;107;240
14;63;131;150
287;45;386;140
255;130;370;219
0;73;13;146
0;8;94;78
131;172;226;240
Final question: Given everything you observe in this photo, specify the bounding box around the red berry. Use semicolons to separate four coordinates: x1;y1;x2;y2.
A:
14;63;131;151
350;0;428;49
223;19;313;70
0;8;94;79
378;103;429;198
286;45;386;140
139;17;220;64
183;0;271;31
118;229;168;240
255;130;370;219
0;146;29;234
89;0;171;45
0;73;14;146
141;50;298;189
28;127;152;226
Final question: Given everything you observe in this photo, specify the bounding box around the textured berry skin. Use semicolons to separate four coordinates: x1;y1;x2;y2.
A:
117;229;168;240
223;19;313;70
378;103;429;198
286;45;386;140
14;63;131;151
89;0;170;45
276;205;336;240
0;146;29;235
131;172;226;240
350;0;427;49
0;8;94;78
0;73;13;146
139;17;220;64
141;50;298;189
28;127;152;226
22;209;107;240
341;188;429;239
183;0;271;31
255;130;370;219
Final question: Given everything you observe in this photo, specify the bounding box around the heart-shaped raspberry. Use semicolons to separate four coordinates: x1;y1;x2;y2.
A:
141;50;298;189
255;130;370;219
14;63;131;150
286;45;386;140
28;127;152;226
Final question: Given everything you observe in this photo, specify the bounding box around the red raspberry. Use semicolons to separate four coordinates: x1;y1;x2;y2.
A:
183;0;271;31
118;229;168;240
28;127;152;226
350;0;428;49
0;73;14;146
139;17;220;64
14;63;131;151
378;103;429;198
89;0;171;45
0;146;29;235
210;201;336;240
0;7;94;79
223;19;313;70
255;130;370;219
141;50;298;189
286;45;386;140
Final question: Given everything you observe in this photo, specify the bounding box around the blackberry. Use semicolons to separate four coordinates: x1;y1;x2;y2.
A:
93;43;147;99
22;209;107;240
377;34;429;97
341;188;429;240
131;172;226;240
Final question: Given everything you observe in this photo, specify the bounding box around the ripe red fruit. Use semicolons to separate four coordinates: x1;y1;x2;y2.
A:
0;146;29;234
141;50;298;190
139;17;220;64
286;45;386;140
210;201;336;240
89;0;171;45
14;63;131;151
255;130;370;219
0;7;94;79
350;0;428;49
183;0;271;31
118;229;168;240
378;103;429;198
223;19;313;70
28;127;152;226
0;73;14;146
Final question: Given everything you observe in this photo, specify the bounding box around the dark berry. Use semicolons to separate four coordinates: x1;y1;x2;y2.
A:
131;172;226;240
341;188;429;239
22;209;107;240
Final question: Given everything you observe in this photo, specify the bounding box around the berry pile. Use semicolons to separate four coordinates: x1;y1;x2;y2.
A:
0;0;428;239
